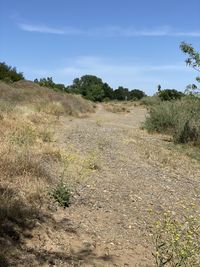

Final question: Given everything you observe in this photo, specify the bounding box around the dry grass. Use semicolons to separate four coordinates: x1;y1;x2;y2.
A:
103;101;131;113
0;80;95;116
0;80;96;265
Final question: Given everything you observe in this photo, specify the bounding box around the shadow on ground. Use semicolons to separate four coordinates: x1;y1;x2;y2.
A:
0;185;114;266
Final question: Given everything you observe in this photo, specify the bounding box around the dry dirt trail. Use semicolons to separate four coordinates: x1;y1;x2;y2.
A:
35;104;200;267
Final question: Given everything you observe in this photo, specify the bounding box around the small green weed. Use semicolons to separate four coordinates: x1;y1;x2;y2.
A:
50;178;71;208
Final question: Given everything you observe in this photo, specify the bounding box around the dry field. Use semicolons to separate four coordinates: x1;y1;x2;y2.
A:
0;82;200;266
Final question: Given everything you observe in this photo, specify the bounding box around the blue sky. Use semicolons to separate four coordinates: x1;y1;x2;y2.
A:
0;0;200;94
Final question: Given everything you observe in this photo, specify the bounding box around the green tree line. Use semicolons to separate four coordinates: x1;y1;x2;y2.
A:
33;74;147;101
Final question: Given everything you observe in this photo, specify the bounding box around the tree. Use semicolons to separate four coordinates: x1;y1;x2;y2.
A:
102;83;114;100
113;86;129;101
180;42;200;94
67;75;106;101
0;62;24;82
129;89;146;100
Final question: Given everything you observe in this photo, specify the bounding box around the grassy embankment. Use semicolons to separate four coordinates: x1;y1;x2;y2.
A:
0;80;95;265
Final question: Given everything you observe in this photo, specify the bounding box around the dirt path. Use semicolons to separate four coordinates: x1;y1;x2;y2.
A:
30;105;200;267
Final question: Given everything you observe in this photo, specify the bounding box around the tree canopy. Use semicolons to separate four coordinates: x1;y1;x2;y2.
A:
0;62;24;82
180;42;200;95
67;75;106;101
67;76;146;102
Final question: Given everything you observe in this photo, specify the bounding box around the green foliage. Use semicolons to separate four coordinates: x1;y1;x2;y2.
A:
67;75;146;102
144;97;200;146
103;82;114;100
34;77;66;92
113;86;129;100
50;179;71;208
176;120;199;144
129;89;146;100
144;101;178;133
67;75;106;101
0;62;24;82
158;89;184;101
180;42;200;95
153;210;200;267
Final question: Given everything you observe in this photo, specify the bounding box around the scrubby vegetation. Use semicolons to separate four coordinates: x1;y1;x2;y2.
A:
0;62;24;82
144;96;200;146
158;89;184;101
140;88;184;106
143;43;200;150
153;208;200;267
34;77;66;92
140;95;161;106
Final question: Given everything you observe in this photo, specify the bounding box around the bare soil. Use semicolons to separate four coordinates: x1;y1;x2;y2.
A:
7;104;200;267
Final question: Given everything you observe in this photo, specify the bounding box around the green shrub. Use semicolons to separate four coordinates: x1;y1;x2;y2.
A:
175;120;200;144
158;89;184;101
143;101;178;133
50;179;71;208
143;97;200;146
173;98;200;145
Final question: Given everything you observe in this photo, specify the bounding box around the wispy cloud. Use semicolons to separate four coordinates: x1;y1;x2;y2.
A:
18;23;200;37
19;23;66;35
62;56;188;74
107;26;200;37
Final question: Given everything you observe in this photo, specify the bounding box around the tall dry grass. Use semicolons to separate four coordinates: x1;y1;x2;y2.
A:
0;80;95;265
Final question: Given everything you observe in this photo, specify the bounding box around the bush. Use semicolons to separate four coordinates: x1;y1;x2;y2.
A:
50;179;71;208
143;97;200;146
144;101;178;133
173;98;200;145
129;89;146;100
158;89;184;101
